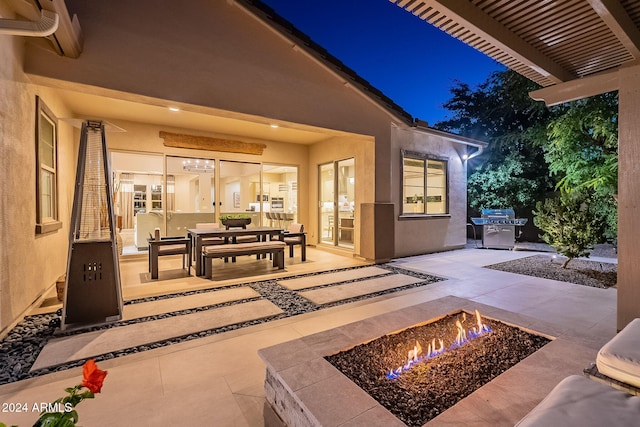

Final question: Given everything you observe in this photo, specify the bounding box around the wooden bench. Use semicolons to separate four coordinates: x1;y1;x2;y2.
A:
203;241;286;279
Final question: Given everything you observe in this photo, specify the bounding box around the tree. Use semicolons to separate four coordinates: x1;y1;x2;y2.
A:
466;152;545;211
435;69;555;214
541;92;618;241
533;190;606;267
544;93;618;193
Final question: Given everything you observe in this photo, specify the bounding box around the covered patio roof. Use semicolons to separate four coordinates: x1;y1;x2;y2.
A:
391;0;640;331
391;0;640;104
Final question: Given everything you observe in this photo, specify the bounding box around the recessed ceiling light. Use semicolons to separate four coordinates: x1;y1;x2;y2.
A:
270;124;279;128
169;107;180;112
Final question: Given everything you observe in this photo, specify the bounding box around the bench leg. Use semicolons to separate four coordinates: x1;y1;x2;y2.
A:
289;244;294;258
273;250;284;269
205;257;213;279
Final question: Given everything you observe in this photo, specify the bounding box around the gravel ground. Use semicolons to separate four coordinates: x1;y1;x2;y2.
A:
485;255;617;288
466;239;617;288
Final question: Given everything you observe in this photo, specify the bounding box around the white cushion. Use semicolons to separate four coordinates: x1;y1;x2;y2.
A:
597;318;640;388
515;375;640;427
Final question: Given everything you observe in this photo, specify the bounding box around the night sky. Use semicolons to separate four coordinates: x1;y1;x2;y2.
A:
261;0;505;126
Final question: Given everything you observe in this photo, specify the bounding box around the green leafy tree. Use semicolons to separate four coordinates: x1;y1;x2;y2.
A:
533;191;606;267
435;70;555;214
544;93;618;194
467;152;544;211
541;92;618;241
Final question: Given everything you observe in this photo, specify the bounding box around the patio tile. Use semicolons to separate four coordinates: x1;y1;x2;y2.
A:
299;273;422;304
278;266;391;290
0;247;621;427
32;300;283;371
123;286;260;320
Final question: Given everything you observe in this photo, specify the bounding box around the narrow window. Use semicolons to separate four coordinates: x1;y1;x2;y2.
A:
426;159;447;214
35;97;62;234
403;157;426;214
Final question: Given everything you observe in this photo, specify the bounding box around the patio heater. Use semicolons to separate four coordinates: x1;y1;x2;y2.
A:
61;120;123;331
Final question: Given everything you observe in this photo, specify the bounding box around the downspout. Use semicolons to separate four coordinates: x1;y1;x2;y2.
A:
463;144;484;160
0;9;58;37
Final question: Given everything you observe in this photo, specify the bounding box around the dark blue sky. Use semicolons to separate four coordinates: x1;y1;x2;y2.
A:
261;0;504;126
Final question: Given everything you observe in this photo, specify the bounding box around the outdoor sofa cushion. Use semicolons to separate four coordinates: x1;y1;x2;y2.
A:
597;318;640;388
515;375;640;427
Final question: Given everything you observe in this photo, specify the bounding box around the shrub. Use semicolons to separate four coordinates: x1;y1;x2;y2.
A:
533;191;605;268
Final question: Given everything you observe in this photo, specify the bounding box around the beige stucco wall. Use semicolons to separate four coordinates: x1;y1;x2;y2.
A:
20;0;408;260
0;0;474;331
308;134;376;255
0;20;76;334
24;0;404;203
391;126;468;258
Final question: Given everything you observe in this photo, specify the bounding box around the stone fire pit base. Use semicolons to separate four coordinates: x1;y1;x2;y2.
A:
258;295;584;427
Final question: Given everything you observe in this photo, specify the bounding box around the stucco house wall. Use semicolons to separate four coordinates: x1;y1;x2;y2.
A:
0;8;76;333
391;126;468;258
0;0;482;334
24;0;402;204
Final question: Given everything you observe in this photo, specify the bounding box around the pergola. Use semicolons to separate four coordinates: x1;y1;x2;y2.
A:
391;0;640;330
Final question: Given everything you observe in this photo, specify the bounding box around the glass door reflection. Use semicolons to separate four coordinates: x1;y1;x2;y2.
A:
319;163;335;245
166;156;216;236
337;158;355;249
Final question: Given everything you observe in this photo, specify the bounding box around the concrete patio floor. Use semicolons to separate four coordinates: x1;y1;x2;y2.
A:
0;247;617;426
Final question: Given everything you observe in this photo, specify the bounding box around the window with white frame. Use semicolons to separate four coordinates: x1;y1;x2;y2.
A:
401;151;448;216
35;97;62;234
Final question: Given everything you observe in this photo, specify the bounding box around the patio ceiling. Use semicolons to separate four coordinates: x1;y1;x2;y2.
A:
50;87;341;146
390;0;640;104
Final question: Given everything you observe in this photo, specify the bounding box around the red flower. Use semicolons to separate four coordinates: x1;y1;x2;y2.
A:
81;359;107;393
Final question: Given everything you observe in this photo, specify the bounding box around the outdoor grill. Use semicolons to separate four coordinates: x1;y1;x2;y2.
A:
470;209;528;250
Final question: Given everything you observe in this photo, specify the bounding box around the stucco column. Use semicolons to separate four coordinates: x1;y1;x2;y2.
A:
617;63;640;331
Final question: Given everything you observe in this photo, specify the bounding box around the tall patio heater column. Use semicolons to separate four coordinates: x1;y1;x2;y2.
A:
61;120;123;331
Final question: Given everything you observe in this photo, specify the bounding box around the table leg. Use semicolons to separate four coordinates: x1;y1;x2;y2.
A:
195;237;203;276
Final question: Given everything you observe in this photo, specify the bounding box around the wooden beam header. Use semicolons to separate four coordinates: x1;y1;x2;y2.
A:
159;131;266;155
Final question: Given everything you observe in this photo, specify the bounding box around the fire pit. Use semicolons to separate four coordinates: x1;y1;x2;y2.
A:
259;296;559;427
325;310;549;426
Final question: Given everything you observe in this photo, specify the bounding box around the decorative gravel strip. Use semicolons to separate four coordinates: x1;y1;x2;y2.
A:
0;265;443;386
123;282;249;305
248;280;318;316
485;255;617;288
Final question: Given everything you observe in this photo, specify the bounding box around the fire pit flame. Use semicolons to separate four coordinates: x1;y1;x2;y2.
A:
386;310;492;380
454;320;467;346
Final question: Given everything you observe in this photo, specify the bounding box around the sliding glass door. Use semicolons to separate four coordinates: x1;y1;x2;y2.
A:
165;156;216;235
319;163;335;244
